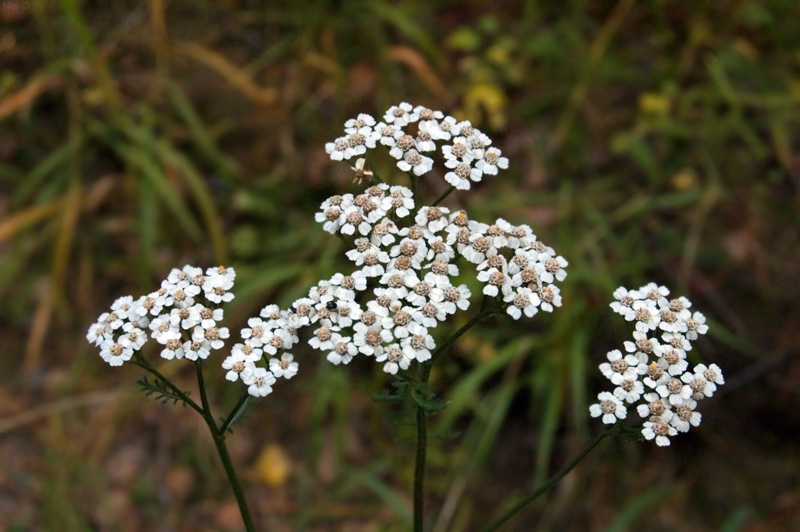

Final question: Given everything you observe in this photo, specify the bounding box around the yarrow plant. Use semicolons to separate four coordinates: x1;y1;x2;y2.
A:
87;102;725;532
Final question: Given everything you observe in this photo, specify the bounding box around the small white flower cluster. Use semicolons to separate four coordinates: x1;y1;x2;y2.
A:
590;283;723;446
86;265;296;399
325;104;508;190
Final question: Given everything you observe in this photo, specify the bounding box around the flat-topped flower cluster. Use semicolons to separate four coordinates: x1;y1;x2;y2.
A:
86;266;298;397
325;104;508;190
590;283;723;446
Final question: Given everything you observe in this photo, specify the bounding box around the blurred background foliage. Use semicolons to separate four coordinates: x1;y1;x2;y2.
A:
1;0;799;530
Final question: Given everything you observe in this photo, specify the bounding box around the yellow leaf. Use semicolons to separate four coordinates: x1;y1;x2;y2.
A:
255;443;292;487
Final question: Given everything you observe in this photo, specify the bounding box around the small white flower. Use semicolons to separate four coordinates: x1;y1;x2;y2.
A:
222;350;257;382
429;283;471;314
623;330;661;364
325;136;354;161
632;299;661;333
330;271;368;300
401;324;435;361
99;340;133;367
414;125;438;152
308;280;335;305
432;115;458;140
240;317;269;347
381;187;415;218
339;206;372;236
379;270;415;299
636;392;672;418
327;334;358;365
412;302;447;327
442;137;474;163
381;306;416;338
538;285;562;312
309;324;339;351
262;327;294;355
589;392;627;424
642;360;671;389
110;296;136;321
136;292;167;318
462;234;496;264
423;262;458;288
149;314;181;345
613;376;645;403
610;286;640;321
353;324;393;357
397;149;434;176
503;287;541;319
660;332;692;354
681;365;718;399
475;147;509;175
425;236;456;262
376;122;403;147
370;218;400;247
119;327;147;351
685;311;709;340
196;306;223;329
86;322;113;346
415;206;450;234
376;343;413;374
656;377;693;406
642;412;678;446
657;345;689;376
167;268;192;289
260;304;288;329
477;268;511;297
206;265;236;282
599;349;646;381
384;102;415;126
669;398;702;433
183;339;212;361
270;353;299;379
244;367;276;397
534;255;568;284
161;338;185;360
192;324;229;350
639;282;670;305
345;113;376;134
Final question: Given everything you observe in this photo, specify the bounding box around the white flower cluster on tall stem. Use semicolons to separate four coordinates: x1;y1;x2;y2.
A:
246;104;567;377
87;265;296;398
590;283;722;446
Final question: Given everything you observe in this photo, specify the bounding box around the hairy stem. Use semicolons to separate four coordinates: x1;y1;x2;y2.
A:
480;426;619;532
195;362;257;532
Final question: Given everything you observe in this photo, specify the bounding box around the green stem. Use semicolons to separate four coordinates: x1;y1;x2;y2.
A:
414;404;428;532
194;362;257;532
410;171;419;199
219;393;251;436
432;185;456;207
480;426;619;532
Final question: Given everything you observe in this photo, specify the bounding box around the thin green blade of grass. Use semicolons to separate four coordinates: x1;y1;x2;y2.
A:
13;139;81;207
605;486;670;532
165;82;239;180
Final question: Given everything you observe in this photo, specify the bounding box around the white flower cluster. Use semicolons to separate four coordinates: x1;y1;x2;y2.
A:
293;190;565;376
324;104;508;190
589;283;722;446
86;265;297;398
